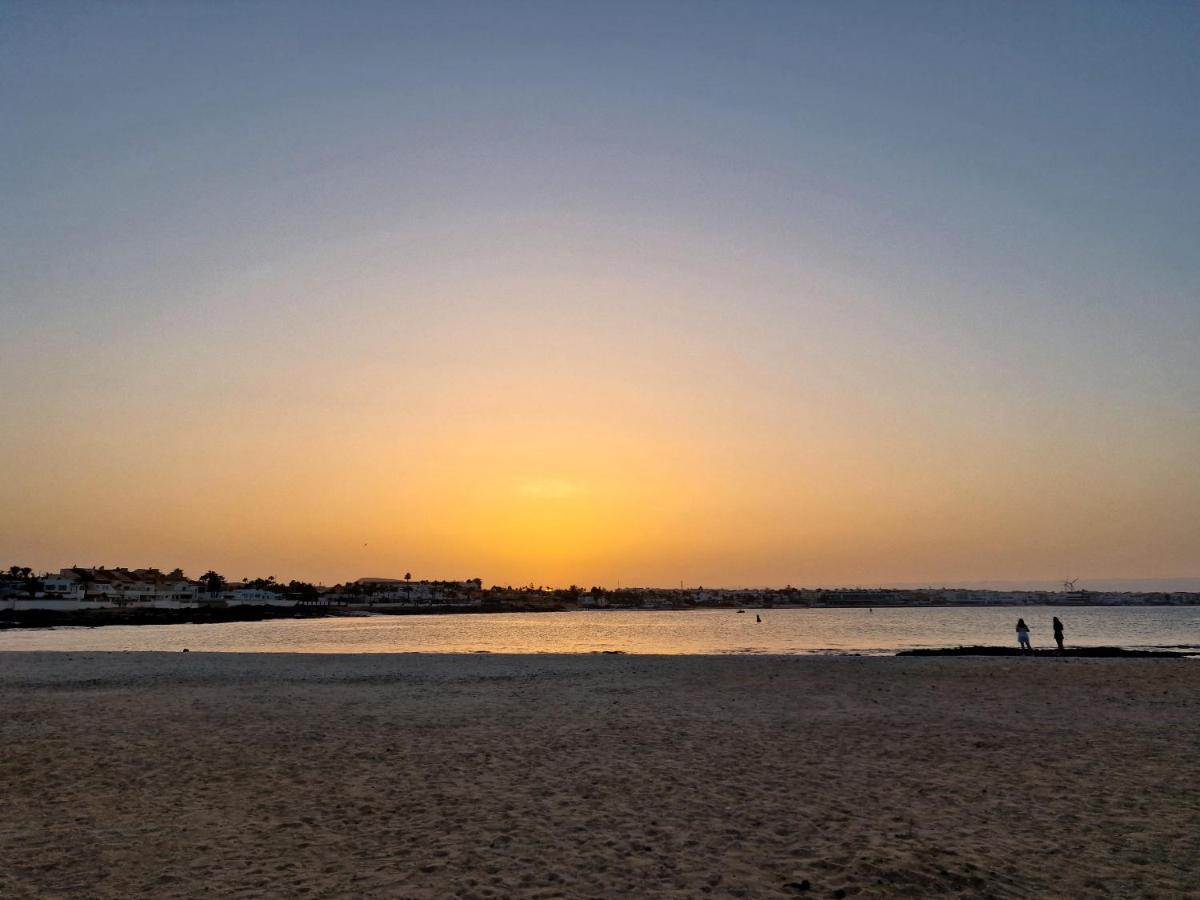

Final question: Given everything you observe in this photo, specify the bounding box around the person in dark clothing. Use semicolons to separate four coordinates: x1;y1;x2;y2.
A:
1053;616;1065;652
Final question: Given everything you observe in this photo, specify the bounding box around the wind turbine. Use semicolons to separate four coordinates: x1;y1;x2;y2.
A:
1063;577;1079;592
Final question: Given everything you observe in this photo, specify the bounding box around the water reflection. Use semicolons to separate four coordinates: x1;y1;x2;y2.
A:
2;606;1198;655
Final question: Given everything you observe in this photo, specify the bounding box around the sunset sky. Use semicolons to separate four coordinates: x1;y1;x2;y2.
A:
2;2;1198;588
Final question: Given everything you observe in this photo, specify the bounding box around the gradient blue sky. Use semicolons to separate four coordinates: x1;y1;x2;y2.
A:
2;2;1198;587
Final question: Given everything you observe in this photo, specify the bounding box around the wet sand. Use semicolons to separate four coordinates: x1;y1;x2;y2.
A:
2;653;1198;898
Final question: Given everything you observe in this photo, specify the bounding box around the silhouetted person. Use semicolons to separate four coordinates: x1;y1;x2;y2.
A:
1016;618;1032;653
756;614;761;623
1053;616;1065;652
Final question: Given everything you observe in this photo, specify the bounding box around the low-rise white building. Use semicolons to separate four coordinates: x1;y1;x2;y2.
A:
17;567;201;610
329;577;484;607
215;586;295;607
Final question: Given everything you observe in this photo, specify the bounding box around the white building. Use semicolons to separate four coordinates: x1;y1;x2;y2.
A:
13;567;201;610
333;577;484;607
217;586;295;607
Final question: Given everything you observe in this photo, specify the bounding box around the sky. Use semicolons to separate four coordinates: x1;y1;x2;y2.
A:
2;1;1198;589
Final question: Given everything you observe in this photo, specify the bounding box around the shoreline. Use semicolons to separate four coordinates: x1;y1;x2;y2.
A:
1;646;1195;659
897;644;1196;658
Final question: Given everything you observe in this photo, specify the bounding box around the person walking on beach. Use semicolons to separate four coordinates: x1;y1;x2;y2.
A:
1016;618;1032;653
1053;616;1065;653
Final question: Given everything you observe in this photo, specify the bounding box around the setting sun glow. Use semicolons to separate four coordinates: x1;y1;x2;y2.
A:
2;4;1197;589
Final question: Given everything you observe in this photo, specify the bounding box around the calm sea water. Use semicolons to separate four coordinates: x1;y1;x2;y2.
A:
1;606;1198;655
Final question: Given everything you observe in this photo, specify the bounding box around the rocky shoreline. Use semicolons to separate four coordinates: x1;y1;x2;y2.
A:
0;602;577;630
897;645;1194;658
0;605;338;630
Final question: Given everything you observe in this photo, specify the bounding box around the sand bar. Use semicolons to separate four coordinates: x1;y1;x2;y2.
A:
2;653;1198;898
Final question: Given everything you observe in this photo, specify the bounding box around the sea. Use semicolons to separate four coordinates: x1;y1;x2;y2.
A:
1;605;1198;655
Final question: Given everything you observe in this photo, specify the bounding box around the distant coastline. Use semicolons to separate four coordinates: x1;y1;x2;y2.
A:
3;594;1199;631
3;565;1198;630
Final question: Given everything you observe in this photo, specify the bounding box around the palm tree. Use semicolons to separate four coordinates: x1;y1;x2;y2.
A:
199;570;226;595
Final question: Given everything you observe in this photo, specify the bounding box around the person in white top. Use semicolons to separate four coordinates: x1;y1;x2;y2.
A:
1016;618;1032;653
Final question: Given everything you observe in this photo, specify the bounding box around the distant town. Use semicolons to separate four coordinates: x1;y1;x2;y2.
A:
2;565;1198;623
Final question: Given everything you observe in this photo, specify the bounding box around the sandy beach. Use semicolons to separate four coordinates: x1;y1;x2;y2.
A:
2;653;1197;898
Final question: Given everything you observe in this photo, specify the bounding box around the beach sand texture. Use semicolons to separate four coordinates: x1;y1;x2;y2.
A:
2;653;1198;898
